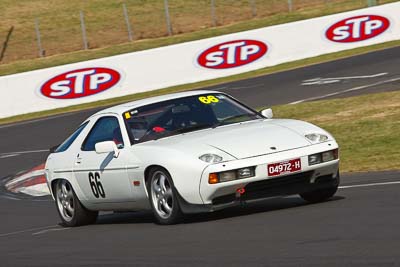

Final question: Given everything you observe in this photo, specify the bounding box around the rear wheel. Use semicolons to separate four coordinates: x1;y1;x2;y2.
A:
55;180;98;227
148;168;183;225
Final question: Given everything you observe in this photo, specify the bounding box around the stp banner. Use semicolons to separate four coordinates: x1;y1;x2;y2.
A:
0;2;399;118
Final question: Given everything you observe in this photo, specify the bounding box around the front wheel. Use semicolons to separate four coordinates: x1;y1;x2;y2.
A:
55;180;98;227
300;184;338;203
148;168;183;225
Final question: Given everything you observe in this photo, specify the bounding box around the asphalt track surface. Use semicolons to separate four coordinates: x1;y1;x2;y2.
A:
1;46;400;266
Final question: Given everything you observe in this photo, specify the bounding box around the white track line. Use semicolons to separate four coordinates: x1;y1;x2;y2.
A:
0;154;19;159
291;77;400;104
0;149;48;156
301;72;388;85
32;227;70;236
339;181;400;189
0;225;57;238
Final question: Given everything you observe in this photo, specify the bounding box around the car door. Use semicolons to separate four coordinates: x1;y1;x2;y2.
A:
73;115;135;204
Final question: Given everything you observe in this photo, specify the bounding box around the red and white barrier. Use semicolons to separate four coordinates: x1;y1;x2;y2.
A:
5;164;50;197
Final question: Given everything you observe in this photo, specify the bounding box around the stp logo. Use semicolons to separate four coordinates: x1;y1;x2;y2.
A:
40;67;121;99
197;39;268;69
326;15;390;43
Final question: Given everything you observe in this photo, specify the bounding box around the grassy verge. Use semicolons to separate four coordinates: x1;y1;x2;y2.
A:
272;90;400;173
1;39;399;126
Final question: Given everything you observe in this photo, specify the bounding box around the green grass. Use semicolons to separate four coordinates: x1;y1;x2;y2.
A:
0;39;399;126
0;0;398;75
271;90;400;172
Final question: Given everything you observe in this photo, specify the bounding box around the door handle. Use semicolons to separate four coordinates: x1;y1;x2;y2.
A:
76;154;82;164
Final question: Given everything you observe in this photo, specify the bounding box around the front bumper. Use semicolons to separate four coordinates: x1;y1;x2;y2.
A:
177;170;339;214
211;170;339;208
198;141;339;209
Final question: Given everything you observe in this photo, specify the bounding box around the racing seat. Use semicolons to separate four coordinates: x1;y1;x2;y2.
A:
112;128;123;148
128;120;148;141
172;112;191;129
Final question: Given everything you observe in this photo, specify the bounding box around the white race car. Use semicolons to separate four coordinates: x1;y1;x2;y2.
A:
45;91;339;226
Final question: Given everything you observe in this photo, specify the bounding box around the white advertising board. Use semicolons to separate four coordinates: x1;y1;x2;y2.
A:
0;2;399;118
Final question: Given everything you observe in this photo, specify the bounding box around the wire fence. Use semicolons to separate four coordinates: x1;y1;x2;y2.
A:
0;0;388;64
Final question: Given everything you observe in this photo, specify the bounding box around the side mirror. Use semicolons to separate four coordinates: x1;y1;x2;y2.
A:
95;141;120;158
261;108;273;119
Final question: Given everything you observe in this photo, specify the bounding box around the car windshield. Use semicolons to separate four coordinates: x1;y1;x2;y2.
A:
123;93;262;144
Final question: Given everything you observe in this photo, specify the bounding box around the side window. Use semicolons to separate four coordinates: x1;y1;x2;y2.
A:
82;117;123;151
55;122;89;153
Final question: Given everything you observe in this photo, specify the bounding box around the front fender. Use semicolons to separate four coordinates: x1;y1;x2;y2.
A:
135;146;210;205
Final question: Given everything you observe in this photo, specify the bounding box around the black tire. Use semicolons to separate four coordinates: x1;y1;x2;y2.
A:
54;180;98;227
147;168;183;225
300;186;338;203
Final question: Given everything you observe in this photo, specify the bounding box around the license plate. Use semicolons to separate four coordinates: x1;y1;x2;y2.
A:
268;158;301;177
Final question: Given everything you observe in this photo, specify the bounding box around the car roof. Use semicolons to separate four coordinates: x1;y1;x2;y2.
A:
91;90;221;118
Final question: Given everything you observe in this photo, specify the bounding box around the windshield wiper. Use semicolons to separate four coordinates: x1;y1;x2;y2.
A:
215;114;255;126
174;123;215;134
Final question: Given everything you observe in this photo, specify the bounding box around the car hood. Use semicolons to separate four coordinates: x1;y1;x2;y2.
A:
146;119;319;159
